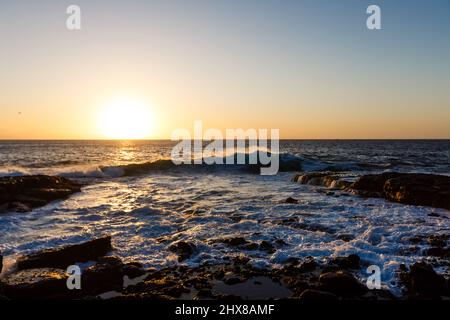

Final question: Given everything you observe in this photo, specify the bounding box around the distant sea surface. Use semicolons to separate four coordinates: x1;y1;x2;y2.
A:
1;140;449;295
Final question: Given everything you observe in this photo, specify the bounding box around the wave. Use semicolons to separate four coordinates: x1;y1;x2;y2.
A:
0;152;303;179
102;152;304;177
0;151;441;180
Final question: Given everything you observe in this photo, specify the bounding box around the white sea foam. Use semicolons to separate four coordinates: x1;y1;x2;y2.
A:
0;171;448;295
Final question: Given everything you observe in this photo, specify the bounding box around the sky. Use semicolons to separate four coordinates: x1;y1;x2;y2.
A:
1;0;449;139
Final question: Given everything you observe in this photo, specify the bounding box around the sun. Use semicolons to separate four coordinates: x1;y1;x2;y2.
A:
99;98;154;139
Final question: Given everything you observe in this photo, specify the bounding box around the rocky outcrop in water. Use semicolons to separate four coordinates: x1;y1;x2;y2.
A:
0;175;81;213
294;172;450;210
351;173;450;210
0;236;148;299
16;236;113;270
2;238;449;300
399;262;449;298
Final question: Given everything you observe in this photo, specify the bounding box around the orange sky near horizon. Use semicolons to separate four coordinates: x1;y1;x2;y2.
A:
1;1;449;140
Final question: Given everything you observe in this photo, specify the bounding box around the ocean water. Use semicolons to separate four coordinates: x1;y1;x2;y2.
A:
0;140;449;295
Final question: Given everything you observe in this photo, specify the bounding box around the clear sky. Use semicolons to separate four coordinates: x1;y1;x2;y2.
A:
1;0;449;139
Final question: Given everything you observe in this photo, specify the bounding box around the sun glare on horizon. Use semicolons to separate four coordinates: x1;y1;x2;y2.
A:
99;98;154;139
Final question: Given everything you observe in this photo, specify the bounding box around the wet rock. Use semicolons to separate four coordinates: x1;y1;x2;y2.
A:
168;241;197;262
0;175;81;213
350;172;398;197
350;173;450;210
298;256;317;272
403;262;447;297
283;257;300;266
259;240;276;254
0;268;70;299
232;255;250;265
331;254;360;270
123;262;147;278
298;289;338;301
16;236;113;270
319;271;367;297
82;259;124;295
274;239;289;247
293;172;351;189
285;197;299;204
425;247;450;258
337;233;354;242
219;237;249;247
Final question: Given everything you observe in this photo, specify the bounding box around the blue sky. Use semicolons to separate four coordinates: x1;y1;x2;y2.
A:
0;0;449;138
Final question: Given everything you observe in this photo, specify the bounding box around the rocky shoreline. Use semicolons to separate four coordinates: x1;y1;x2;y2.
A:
0;236;449;300
0;175;81;213
294;172;450;210
0;172;449;300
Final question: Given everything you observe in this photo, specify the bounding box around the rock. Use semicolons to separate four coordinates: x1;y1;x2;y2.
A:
350;173;450;210
331;254;360;270
123;262;147;278
298;289;338;301
293;172;351;189
350;172;398;196
0;268;70;299
82;260;124;295
0;252;3;274
16;236;113;270
337;233;354;242
425;247;450;258
319;271;367;297
0;175;81;213
219;237;249;247
406;262;447;297
298;256;317;272
168;241;197;262
259;240;276;254
285;197;299;204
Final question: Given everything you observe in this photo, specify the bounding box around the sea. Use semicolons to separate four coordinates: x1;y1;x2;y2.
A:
0;140;449;295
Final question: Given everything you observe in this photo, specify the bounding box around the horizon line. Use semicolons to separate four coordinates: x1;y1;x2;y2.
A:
1;138;450;141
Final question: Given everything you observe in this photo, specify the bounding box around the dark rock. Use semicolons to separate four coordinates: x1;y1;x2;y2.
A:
350;173;450;210
285;197;299;204
298;289;338;301
284;257;300;266
406;262;447;297
331;254;360;270
0;175;81;213
123;262;147;278
428;212;440;217
82;260;124;295
293;172;351;189
168;241;197;262
232;255;250;265
241;242;259;250
1;268;70;299
337;233;354;242
0;252;2;274
16;236;113;270
298;256;317;272
319;271;367;297
259;240;276;254
425;247;450;258
220;237;249;247
351;172;398;196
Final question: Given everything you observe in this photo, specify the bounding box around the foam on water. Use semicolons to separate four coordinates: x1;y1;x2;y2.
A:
1;140;449;295
0;170;448;295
